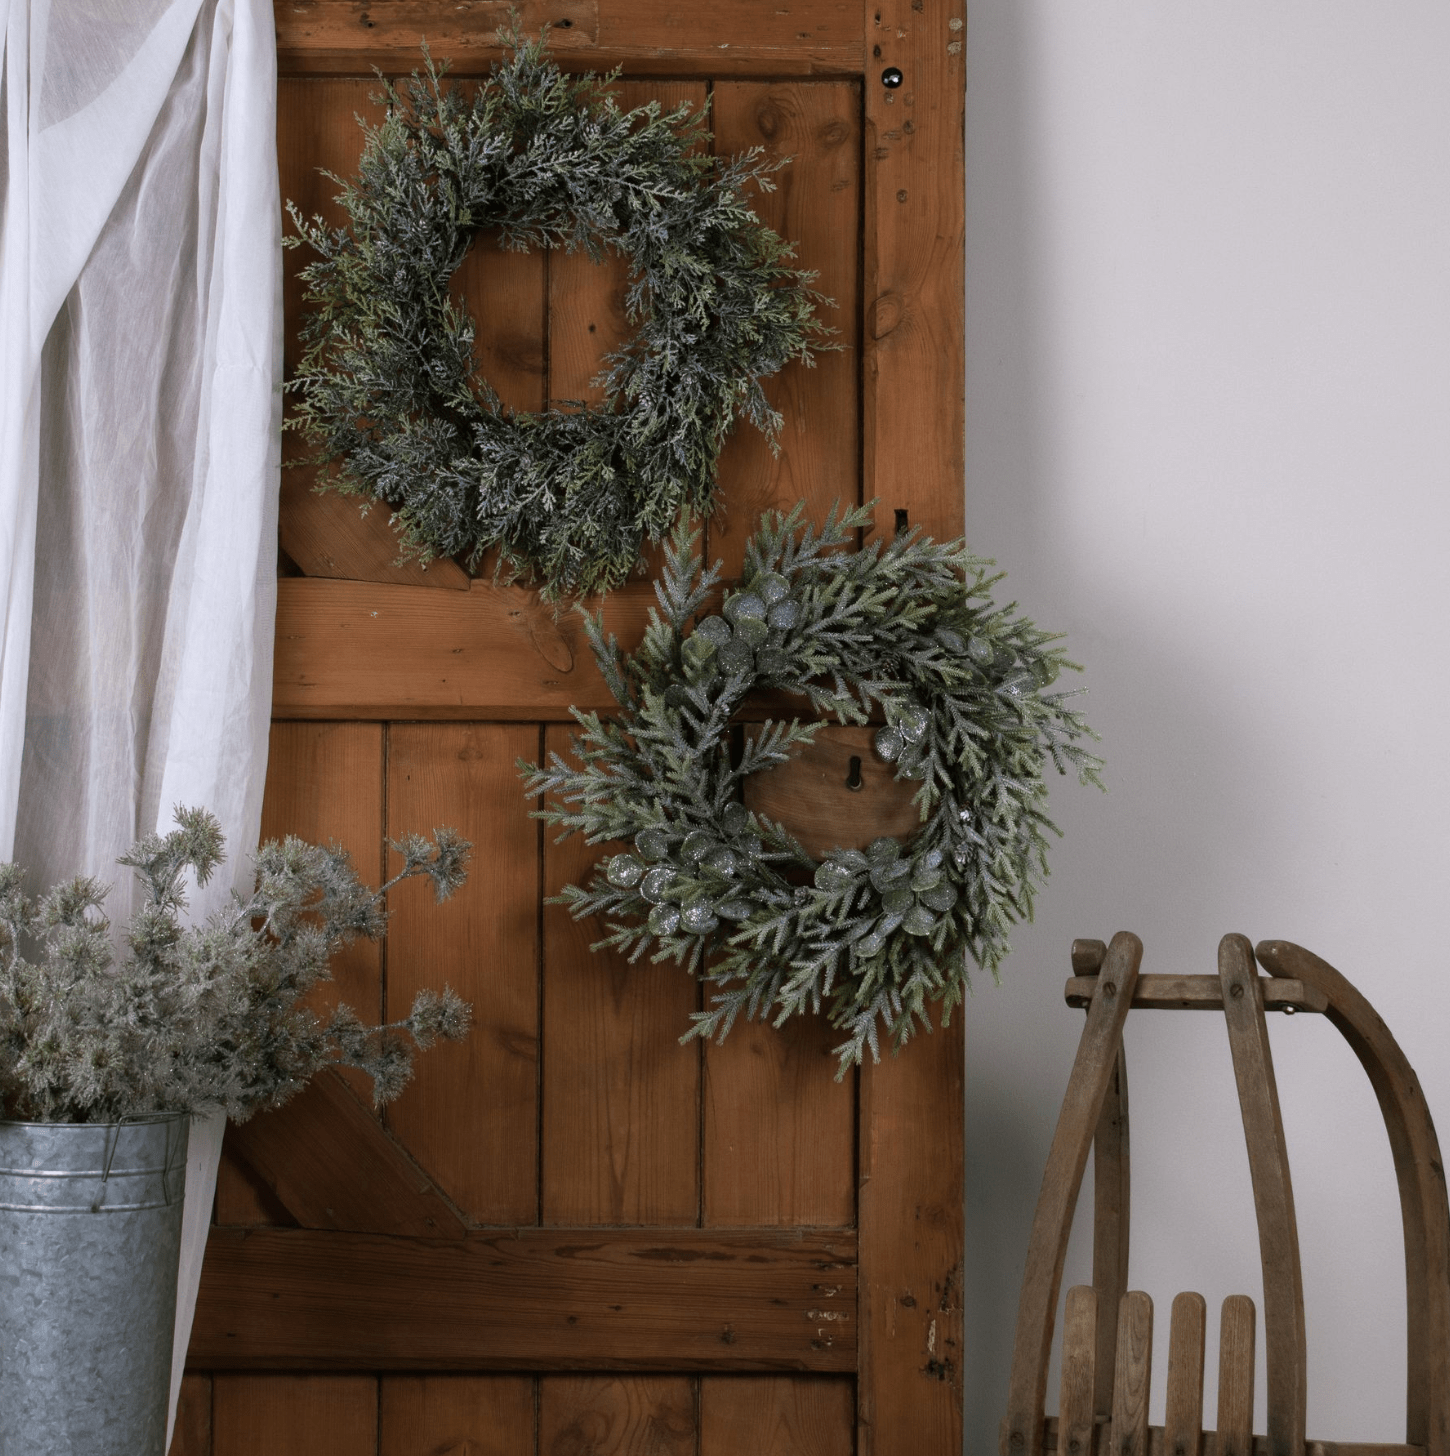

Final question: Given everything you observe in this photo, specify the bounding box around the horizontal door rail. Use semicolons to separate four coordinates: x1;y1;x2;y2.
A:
275;0;866;77
190;1225;857;1372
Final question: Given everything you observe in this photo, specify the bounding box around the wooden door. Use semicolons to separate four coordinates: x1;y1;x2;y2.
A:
176;3;965;1453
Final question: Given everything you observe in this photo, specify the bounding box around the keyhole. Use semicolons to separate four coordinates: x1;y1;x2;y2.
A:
894;508;909;537
845;755;864;791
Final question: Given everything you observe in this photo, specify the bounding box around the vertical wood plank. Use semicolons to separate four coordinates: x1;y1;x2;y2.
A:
259;722;386;1025
700;1376;854;1455
1219;934;1307;1456
454;234;547;418
278;80;380;379
1216;1295;1257;1456
703;1014;855;1228
539;1375;696;1456
172;1373;212;1456
386;724;540;1223
864;0;966;547
859;12;964;1446
380;1375;535;1456
1109;1291;1152;1456
213;1375;377;1456
541;726;699;1226
858;1018;964;1456
217;722;384;1223
1058;1286;1097;1456
709;80;862;576
1093;1046;1131;1422
1164;1291;1206;1456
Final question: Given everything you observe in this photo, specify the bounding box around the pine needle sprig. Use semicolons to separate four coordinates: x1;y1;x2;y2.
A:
519;504;1103;1074
0;812;473;1123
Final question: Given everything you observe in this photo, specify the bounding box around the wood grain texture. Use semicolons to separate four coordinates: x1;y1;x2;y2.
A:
1001;932;1143;1456
703;1013;855;1229
1163;1291;1206;1456
1064;975;1327;1016
273;577;653;719
863;0;966;547
217;722;384;1222
172;1373;212;1456
700;1375;855;1455
453;231;548;418
1215;1295;1256;1456
1109;1291;1152;1456
212;1374;377;1456
542;729;699;1226
540;1376;696;1456
709;80;862;576
1257;938;1450;1456
274;0;865;77
858;1015;964;1454
1092;1048;1129;1423
379;1374;536;1455
191;1227;857;1371
386;724;541;1223
214;1141;299;1228
1219;935;1306;1456
225;1069;469;1238
742;724;921;859
281;471;473;589
1057;1286;1097;1456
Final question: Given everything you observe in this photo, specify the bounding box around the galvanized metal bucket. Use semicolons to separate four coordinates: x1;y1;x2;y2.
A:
0;1115;189;1456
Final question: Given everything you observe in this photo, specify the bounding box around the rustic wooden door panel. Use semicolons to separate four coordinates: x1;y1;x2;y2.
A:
380;1374;536;1456
540;1376;696;1456
703;1019;856;1229
387;723;542;1223
171;1373;212;1456
197;4;965;1451
543;728;700;1226
700;1375;855;1455
212;1374;377;1456
710;79;862;575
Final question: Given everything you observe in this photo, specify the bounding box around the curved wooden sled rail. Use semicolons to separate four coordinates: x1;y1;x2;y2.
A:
999;933;1450;1456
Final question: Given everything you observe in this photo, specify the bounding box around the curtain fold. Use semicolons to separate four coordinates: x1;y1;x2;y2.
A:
0;0;281;1443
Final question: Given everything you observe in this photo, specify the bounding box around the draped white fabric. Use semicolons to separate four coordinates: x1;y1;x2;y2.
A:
0;0;281;1442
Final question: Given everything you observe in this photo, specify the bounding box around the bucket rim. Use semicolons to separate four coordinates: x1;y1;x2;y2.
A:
0;1112;192;1131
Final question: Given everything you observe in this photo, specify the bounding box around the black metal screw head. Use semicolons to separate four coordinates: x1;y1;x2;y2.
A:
881;66;904;89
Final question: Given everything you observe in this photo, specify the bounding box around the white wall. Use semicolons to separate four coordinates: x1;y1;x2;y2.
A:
962;5;1450;1449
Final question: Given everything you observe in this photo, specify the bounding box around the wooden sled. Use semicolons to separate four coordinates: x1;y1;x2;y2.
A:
999;932;1450;1456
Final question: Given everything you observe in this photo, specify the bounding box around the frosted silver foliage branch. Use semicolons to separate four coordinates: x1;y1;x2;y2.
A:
0;808;472;1124
520;504;1104;1074
286;28;833;598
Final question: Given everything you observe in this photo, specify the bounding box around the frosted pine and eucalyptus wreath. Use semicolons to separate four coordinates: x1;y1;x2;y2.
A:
286;30;832;597
0;809;473;1124
520;505;1103;1073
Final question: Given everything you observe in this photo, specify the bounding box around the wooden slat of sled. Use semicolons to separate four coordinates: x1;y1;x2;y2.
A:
1064;974;1329;1016
274;0;865;78
190;1226;857;1371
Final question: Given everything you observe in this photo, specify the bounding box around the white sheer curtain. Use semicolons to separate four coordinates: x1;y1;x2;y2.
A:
0;0;281;1443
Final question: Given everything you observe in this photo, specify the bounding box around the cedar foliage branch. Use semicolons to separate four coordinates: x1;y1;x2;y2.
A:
286;28;832;597
0;808;472;1124
521;505;1103;1073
